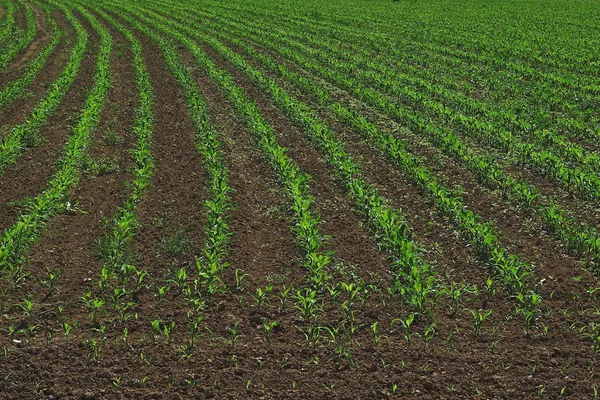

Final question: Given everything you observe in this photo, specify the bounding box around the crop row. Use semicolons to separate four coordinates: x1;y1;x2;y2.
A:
0;3;112;283
0;0;17;49
185;7;600;204
0;0;36;70
202;1;600;144
87;8;156;298
0;2;88;173
179;5;600;271
0;6;63;110
109;1;551;325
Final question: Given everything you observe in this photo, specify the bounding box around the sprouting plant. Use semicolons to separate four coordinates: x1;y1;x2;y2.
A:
468;308;493;337
234;268;247;292
537;386;545;396
155;284;170;303
391;313;416;346
85;339;101;364
446;281;476;314
263;320;279;347
14;294;34;317
584;322;600;354
255;284;274;309
138;377;148;388
140;353;152;366
11;265;30;290
81;292;105;323
41;267;62;297
62;322;77;342
150;319;161;343
321;324;353;370
371;321;385;346
134;268;148;291
298;324;321;348
422;322;436;348
123;328;130;347
279;284;293;308
229;320;241;347
163;321;175;343
293;289;321;321
172;267;188;295
188;314;204;347
491;339;500;352
112;376;122;388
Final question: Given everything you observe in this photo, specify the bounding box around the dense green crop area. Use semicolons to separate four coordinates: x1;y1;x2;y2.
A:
1;0;600;398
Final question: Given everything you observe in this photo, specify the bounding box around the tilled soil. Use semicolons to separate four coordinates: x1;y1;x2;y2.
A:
1;4;600;400
0;11;97;232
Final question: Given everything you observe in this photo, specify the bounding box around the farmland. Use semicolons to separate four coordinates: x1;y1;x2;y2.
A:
1;0;600;397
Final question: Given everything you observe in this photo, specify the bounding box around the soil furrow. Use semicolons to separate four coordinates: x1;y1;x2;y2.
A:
0;10;97;232
195;43;391;285
0;9;69;122
184;52;302;292
3;4;50;73
0;15;139;400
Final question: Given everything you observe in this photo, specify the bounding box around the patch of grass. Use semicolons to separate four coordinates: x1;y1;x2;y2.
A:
161;228;195;258
101;129;124;146
80;154;120;177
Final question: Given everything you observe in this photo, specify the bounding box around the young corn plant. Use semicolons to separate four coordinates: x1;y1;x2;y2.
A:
255;285;274;310
469;309;493;338
229;320;241;347
293;289;322;322
40;267;61;298
391;313;417;347
263;320;279;348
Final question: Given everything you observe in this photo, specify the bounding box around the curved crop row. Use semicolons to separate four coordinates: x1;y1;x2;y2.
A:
213;31;543;305
81;8;156;293
0;8;63;110
122;3;484;315
176;7;600;204
0;3;112;279
185;8;600;270
197;1;600;143
0;0;17;49
0;0;37;70
0;3;88;173
111;7;336;295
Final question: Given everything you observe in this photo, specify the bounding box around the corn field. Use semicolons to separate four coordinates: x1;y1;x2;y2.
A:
1;0;600;398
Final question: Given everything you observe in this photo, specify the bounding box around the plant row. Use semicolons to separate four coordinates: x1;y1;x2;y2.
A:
0;8;63;110
185;7;600;203
126;4;445;314
98;6;237;314
214;28;544;311
0;0;17;48
188;8;600;271
80;8;156;298
112;5;339;298
0;3;112;283
0;0;36;70
0;3;88;173
197;1;600;144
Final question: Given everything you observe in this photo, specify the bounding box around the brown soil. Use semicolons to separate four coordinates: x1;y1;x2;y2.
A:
3;4;52;73
0;11;98;232
1;8;600;400
0;9;72;125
